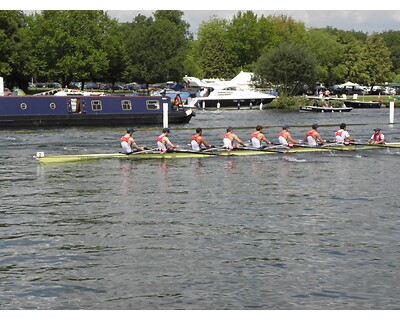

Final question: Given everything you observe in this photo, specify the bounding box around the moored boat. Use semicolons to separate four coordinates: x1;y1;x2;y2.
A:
299;105;353;113
342;100;382;108
0;92;194;129
183;72;276;110
299;96;352;113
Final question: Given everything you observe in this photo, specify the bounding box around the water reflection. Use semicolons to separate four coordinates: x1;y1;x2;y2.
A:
224;159;236;171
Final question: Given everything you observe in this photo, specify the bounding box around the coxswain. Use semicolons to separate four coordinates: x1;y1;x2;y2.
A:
250;125;271;148
223;126;244;149
368;128;385;144
304;123;326;146
157;128;178;152
191;128;212;151
120;128;144;154
335;123;354;144
278;125;298;146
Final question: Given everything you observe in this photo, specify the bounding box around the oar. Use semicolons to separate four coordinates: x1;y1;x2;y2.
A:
203;146;228;152
349;141;400;149
129;148;162;155
170;148;220;155
290;143;318;148
238;145;289;153
183;144;228;153
290;142;345;150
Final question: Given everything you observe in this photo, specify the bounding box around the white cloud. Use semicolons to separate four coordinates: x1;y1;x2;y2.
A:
106;10;400;35
9;0;400;35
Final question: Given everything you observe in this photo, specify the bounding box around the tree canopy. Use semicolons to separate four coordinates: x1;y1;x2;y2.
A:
122;10;190;84
0;10;399;94
254;42;317;96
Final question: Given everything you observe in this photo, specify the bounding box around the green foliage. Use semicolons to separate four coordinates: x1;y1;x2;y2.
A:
26;11;116;86
226;11;261;72
268;95;306;110
195;17;233;78
362;33;394;85
305;28;345;85
122;10;190;83
392;74;400;83
1;10;400;91
0;10;30;88
266;14;308;47
254;42;317;95
380;30;400;74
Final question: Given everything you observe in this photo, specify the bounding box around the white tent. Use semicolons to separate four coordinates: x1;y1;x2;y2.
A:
0;76;3;96
341;81;359;87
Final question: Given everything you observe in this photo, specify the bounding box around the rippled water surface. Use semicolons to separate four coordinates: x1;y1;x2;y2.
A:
1;108;400;309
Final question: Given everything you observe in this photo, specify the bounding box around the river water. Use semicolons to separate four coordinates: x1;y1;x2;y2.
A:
1;108;400;309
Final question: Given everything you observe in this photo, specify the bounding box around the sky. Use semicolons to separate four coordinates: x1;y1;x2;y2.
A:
7;1;400;36
108;10;400;36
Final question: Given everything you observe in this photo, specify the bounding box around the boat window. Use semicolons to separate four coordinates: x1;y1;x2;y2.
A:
91;100;102;111
121;100;132;110
146;100;160;110
20;103;27;110
50;102;56;110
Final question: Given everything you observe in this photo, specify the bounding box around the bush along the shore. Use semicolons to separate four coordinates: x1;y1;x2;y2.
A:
268;95;307;110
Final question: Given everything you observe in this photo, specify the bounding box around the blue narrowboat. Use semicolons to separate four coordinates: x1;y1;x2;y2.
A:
0;93;194;129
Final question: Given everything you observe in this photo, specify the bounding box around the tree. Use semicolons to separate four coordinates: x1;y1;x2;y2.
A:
0;10;31;89
101;17;127;90
123;10;190;84
27;11;118;88
194;17;233;78
380;30;400;74
305;28;346;85
254;42;317;96
362;33;394;85
121;14;152;83
226;11;261;73
264;14;308;48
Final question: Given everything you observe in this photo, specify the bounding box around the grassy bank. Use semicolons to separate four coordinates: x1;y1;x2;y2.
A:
268;94;400;110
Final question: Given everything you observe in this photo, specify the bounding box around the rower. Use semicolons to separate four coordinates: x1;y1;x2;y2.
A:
191;127;213;151
335;123;354;144
157;128;178;152
120;127;144;154
278;125;298;146
304;123;326;146
250;125;271;148
223;126;245;149
368;128;385;144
